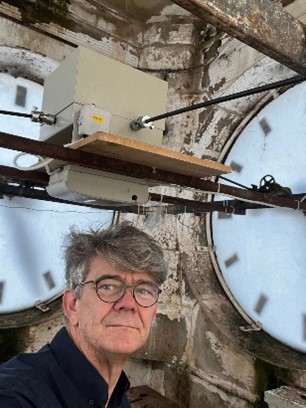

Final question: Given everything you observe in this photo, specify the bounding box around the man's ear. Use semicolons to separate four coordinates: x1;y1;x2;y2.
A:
62;290;79;326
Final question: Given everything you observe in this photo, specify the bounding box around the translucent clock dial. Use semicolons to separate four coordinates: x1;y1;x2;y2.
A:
0;74;113;313
212;81;306;352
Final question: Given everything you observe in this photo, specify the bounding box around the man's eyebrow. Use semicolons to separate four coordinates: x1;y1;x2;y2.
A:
97;274;123;281
135;279;158;285
97;275;157;285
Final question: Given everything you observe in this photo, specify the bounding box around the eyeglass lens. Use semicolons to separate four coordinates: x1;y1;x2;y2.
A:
96;277;159;307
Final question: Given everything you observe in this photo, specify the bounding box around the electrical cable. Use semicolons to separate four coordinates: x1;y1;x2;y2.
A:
0;108;56;124
12;141;77;175
144;75;306;123
13;152;53;175
2;75;305;131
0;203;107;214
211;177;296;209
0;110;32;118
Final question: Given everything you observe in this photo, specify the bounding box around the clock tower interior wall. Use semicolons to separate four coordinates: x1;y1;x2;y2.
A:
0;2;305;407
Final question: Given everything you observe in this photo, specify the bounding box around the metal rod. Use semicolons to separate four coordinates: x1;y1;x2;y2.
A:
218;175;250;190
0;182;246;215
0;165;48;185
0;110;32;118
1;132;306;212
144;75;306;123
1;179;305;214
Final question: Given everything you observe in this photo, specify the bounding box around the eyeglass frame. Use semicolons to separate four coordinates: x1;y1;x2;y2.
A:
76;275;162;308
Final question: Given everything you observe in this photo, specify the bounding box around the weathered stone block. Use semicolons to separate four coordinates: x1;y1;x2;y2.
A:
190;306;256;397
265;386;306;408
142;23;195;45
189;377;255;408
134;313;187;363
139;45;194;70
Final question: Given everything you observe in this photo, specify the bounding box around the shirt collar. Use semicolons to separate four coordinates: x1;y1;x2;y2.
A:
50;327;130;407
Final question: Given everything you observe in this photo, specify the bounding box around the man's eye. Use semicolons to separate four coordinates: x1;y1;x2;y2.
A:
138;288;150;295
100;284;115;291
97;280;122;291
136;285;156;298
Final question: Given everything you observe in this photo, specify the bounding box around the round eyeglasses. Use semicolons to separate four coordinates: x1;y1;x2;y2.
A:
77;275;161;308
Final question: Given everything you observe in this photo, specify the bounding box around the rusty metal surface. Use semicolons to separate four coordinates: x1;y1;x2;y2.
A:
1;132;306;212
0;296;63;328
0;164;48;185
171;0;306;75
127;385;180;408
0;180;248;214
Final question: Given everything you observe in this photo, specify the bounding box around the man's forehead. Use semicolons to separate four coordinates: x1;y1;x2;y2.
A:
88;256;156;283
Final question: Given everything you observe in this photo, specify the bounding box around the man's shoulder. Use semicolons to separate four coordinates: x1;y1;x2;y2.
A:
0;345;59;407
0;344;55;388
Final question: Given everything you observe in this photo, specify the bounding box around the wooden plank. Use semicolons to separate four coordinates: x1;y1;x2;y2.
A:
71;132;231;178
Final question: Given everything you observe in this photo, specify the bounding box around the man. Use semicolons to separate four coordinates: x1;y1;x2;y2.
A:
0;221;168;407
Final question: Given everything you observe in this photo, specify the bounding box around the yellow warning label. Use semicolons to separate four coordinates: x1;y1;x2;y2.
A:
92;115;104;123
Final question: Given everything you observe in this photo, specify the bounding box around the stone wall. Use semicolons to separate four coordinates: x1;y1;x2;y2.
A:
0;1;305;407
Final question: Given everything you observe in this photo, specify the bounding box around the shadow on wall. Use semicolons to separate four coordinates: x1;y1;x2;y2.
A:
0;327;29;363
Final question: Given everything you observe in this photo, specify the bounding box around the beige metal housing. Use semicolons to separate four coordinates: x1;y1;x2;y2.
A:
40;46;168;146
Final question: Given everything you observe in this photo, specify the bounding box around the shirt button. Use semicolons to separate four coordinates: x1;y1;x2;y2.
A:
88;399;94;405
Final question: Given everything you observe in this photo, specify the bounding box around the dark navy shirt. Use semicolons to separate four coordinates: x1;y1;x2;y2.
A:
0;327;131;408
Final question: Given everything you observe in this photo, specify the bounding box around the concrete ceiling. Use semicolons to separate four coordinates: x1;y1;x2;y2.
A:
85;0;303;25
85;0;196;24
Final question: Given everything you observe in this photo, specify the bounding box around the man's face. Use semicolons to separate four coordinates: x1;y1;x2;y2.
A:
64;257;158;358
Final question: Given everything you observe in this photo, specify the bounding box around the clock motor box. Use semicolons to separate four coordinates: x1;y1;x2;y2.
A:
39;47;168;146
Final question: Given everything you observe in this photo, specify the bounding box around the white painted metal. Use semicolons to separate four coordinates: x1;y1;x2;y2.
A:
47;164;149;205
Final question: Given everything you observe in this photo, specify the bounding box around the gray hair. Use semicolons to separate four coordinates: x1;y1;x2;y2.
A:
63;221;168;296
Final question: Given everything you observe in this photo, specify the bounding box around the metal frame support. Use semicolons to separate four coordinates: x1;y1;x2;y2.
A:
1;132;306;213
171;0;306;75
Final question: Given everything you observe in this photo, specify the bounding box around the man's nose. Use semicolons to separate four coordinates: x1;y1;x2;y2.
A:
114;286;137;310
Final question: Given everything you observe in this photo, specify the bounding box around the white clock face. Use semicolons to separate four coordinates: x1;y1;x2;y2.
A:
211;81;306;353
0;74;113;315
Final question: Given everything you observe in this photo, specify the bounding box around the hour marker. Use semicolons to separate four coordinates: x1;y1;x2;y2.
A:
230;161;243;173
224;253;239;268
259;118;271;136
15;85;27;107
254;294;268;315
43;271;56;290
303;315;306;342
0;281;4;304
218;212;232;219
